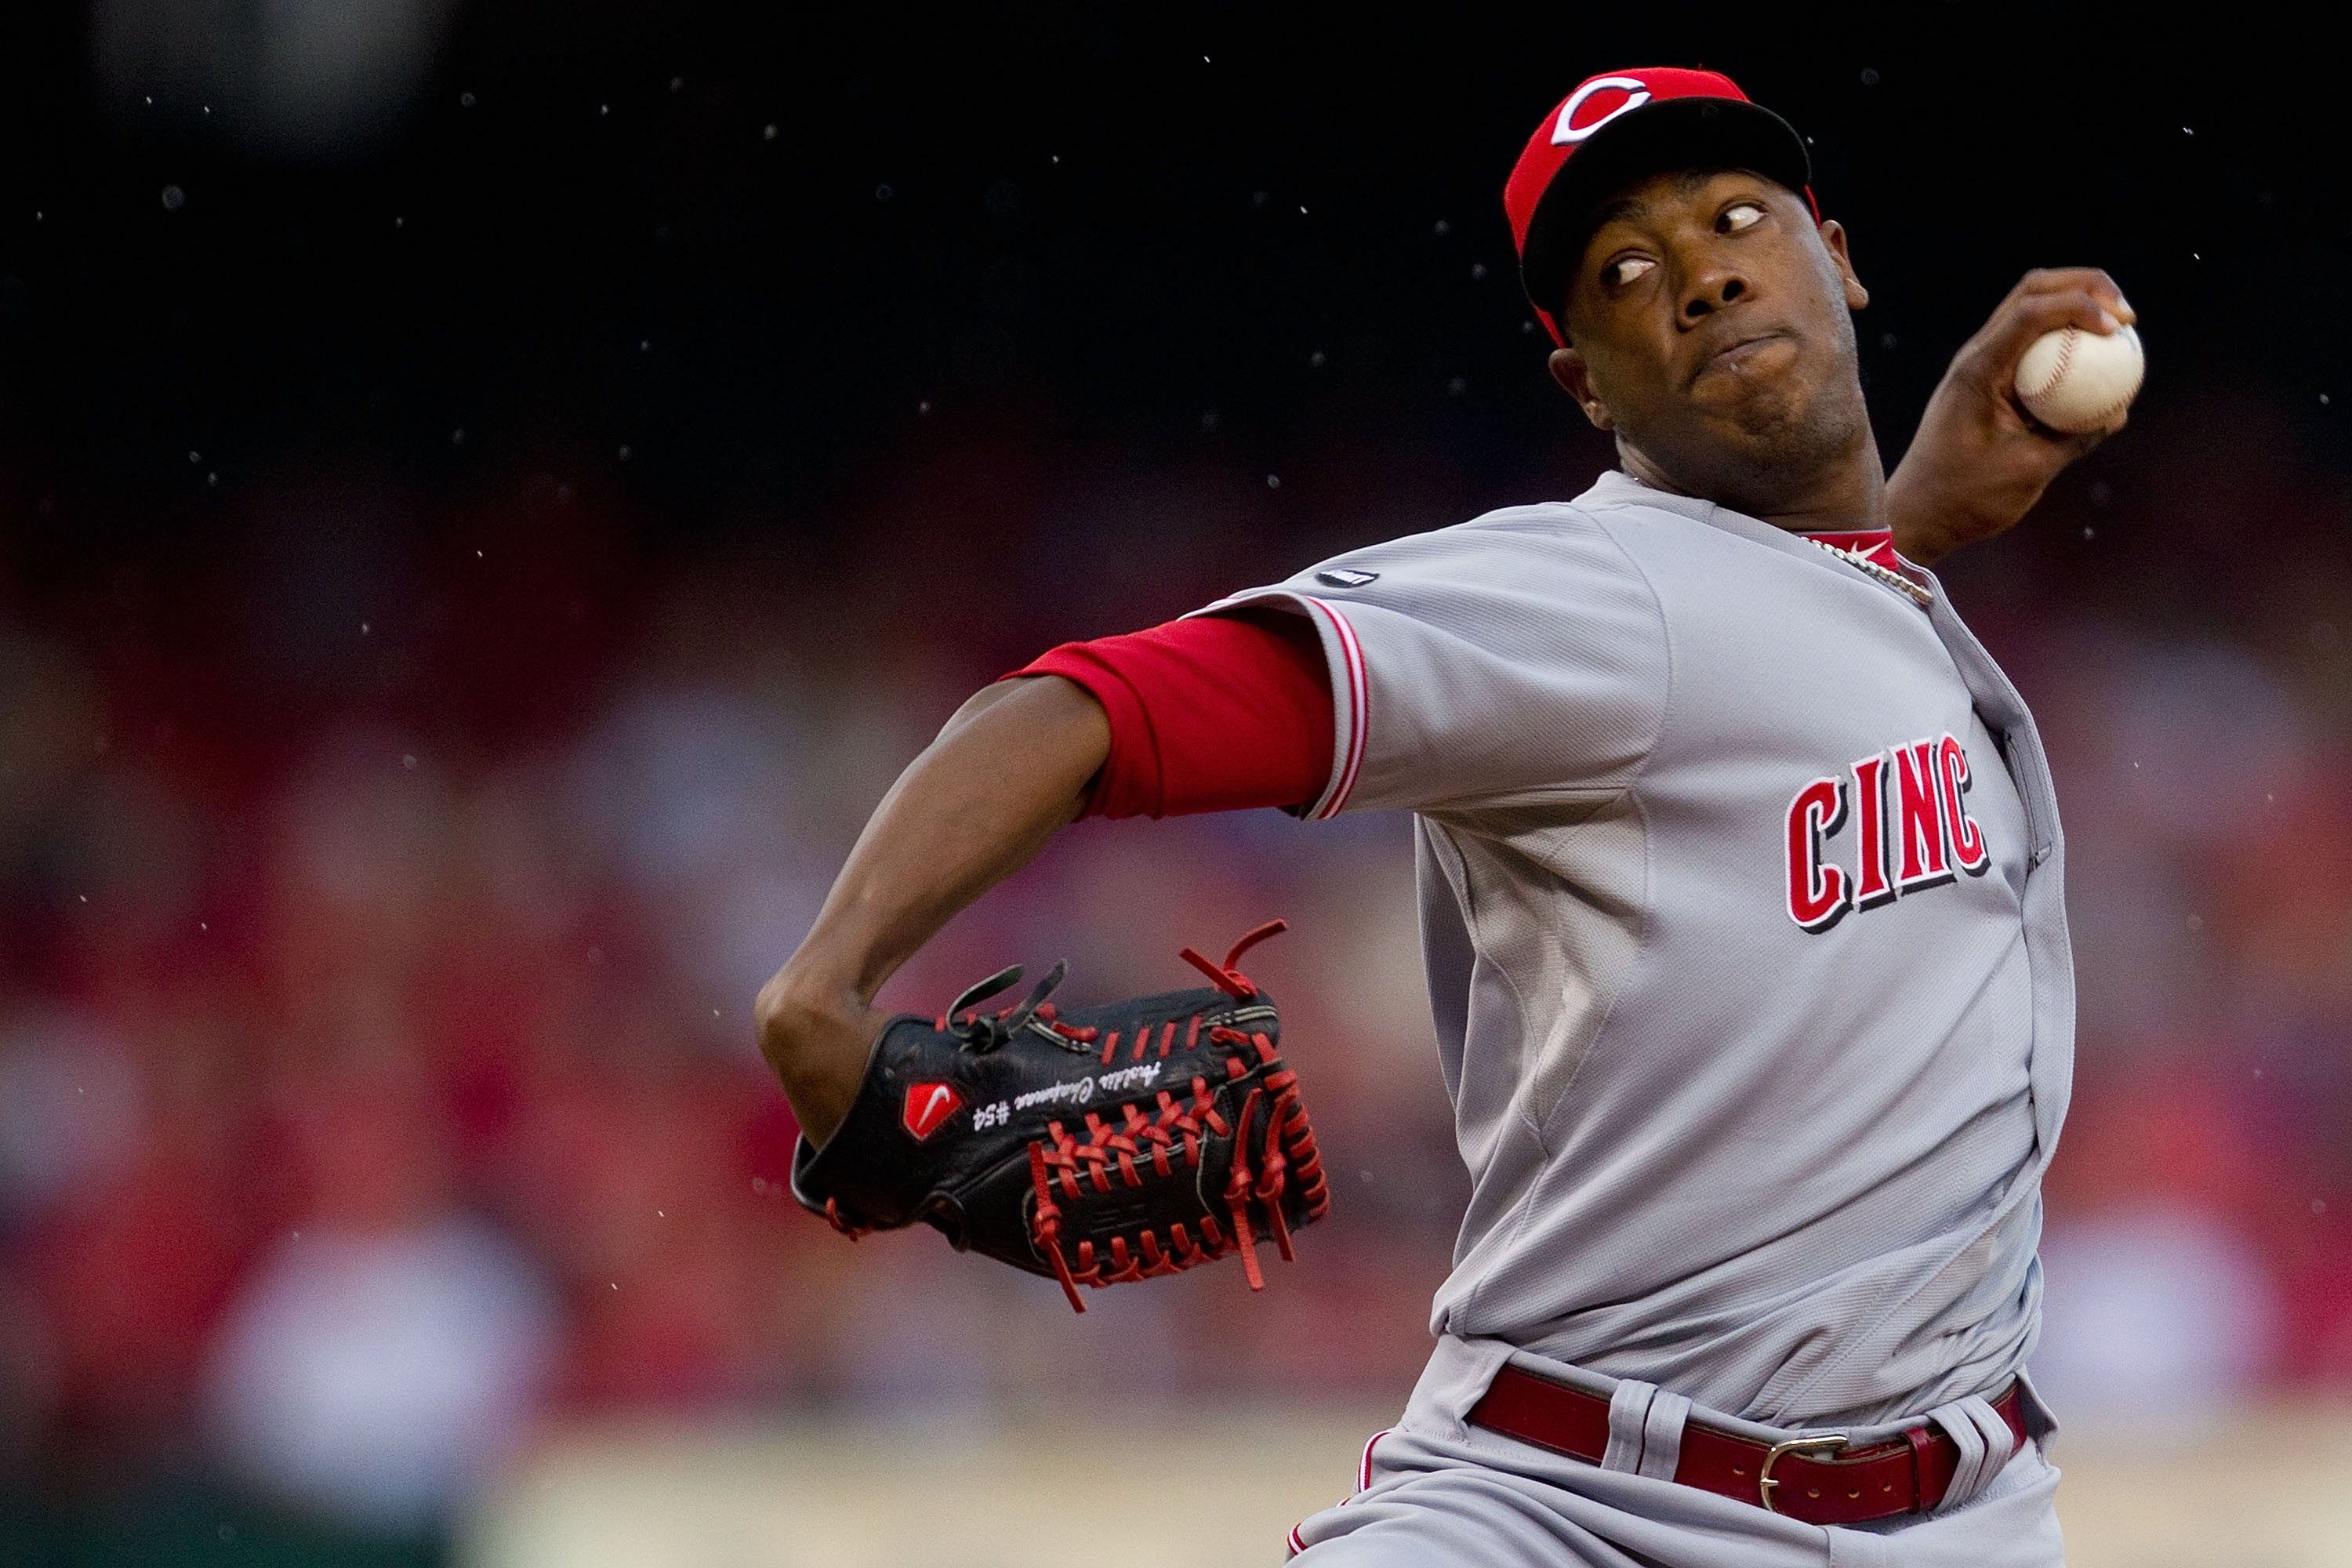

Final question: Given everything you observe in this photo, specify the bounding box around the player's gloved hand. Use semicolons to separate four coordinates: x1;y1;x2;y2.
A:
1886;267;2135;566
788;921;1330;1312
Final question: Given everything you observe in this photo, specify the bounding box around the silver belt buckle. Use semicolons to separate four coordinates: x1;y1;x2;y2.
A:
1757;1433;1849;1512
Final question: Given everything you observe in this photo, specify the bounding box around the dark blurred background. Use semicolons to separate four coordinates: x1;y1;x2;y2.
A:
3;2;2349;1563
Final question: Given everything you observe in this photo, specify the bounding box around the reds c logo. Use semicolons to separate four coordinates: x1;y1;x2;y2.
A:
1786;732;1990;931
1552;77;1652;145
902;1081;964;1141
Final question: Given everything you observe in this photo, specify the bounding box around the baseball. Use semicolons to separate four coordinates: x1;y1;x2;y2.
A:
2013;322;2143;434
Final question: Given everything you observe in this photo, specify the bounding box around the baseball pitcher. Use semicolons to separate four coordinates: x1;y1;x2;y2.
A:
760;66;2134;1567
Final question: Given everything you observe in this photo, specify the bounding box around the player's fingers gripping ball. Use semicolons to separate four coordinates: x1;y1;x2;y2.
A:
789;920;1330;1311
2014;322;2144;434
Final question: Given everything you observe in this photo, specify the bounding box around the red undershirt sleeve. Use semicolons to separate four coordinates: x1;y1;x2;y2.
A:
1009;609;1336;819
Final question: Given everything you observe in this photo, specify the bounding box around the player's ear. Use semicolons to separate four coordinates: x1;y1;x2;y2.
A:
1548;347;1616;432
1818;219;1870;311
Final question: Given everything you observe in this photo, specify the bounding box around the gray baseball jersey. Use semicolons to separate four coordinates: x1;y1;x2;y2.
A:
1203;470;2074;1446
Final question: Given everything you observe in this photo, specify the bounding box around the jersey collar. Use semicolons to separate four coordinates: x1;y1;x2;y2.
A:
1800;529;1902;573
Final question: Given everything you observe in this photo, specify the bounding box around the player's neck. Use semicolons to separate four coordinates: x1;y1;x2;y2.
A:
1617;434;1888;536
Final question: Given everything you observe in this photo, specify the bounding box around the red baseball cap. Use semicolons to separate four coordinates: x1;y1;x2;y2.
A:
1504;67;1815;344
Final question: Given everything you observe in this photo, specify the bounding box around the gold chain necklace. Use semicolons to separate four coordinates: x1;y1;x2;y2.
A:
1808;537;1933;608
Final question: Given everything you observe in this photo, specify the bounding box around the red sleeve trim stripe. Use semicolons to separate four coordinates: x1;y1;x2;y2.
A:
1357;1426;1392;1490
1301;595;1368;819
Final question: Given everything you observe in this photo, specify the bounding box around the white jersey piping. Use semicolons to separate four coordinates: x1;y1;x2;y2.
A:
1301;595;1368;818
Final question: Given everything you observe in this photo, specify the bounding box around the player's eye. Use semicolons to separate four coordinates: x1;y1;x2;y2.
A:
1603;255;1657;287
1719;201;1766;234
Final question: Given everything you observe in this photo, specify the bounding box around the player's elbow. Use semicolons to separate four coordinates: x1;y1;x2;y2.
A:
753;967;831;1083
752;973;794;1074
753;968;879;1147
753;960;829;1080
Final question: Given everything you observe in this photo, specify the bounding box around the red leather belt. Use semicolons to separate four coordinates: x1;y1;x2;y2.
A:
1467;1365;2027;1526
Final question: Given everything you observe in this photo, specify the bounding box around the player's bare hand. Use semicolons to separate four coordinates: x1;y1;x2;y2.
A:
756;967;891;1147
1886;268;2134;566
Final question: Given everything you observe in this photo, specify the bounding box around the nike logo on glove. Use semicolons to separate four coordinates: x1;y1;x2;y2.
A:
902;1082;964;1141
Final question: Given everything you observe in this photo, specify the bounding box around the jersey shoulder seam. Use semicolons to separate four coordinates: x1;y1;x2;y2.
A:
1578;507;1675;796
1508;511;1668;1148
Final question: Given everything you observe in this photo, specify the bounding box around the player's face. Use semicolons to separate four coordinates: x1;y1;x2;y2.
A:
1549;171;1875;517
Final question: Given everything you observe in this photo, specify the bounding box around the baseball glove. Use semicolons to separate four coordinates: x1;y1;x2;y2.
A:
789;920;1330;1312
